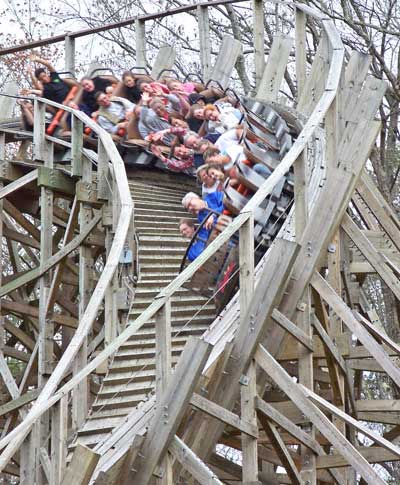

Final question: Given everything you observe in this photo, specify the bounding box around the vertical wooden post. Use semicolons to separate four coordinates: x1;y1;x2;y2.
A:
241;361;259;483
327;230;350;483
135;19;147;68
72;117;92;432
294;149;308;243
155;299;172;484
239;215;257;483
65;34;76;75
35;98;54;485
51;394;68;485
97;140;110;201
325;95;338;172
295;8;307;103
197;5;212;80
239;214;254;326
104;229;117;347
298;289;316;485
0;133;4;355
71;117;83;177
253;0;265;88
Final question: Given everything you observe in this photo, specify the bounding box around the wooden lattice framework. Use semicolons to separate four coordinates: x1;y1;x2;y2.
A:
0;1;399;484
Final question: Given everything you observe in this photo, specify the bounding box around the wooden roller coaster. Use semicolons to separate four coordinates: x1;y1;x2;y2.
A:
0;1;399;484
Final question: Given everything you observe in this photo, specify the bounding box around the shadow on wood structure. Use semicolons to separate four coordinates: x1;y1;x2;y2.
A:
0;1;399;484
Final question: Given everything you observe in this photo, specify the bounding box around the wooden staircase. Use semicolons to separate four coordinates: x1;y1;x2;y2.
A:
72;170;217;448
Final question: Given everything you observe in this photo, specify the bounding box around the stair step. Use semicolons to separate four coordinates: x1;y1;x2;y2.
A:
129;304;215;319
138;245;187;255
97;380;154;398
135;200;185;212
88;407;137;419
114;344;185;361
138;255;184;265
131;294;213;309
140;263;181;272
138;235;189;245
109;354;180;372
77;416;124;435
93;393;151;410
134;208;190;218
120;334;192;350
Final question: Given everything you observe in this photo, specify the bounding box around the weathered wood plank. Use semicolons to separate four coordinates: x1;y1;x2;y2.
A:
209;35;242;89
151;45;176;80
169;436;223;485
0;213;101;298
257;413;304;485
61;443;100;485
316;446;400;469
297;33;329;116
311;272;400;389
0;389;40;418
0;170;38;200
197;5;212;80
271;308;313;351
302;385;400;459
131;337;212;483
190;393;258;438
341;213;400;302
255;344;386;485
257;36;293;103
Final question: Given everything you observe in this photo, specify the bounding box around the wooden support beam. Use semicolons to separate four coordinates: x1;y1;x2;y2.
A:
3;320;35;351
297;33;329;115
311;272;400;389
356;173;400;252
0;170;38;200
51;395;68;485
271;309;313;351
316;446;400;469
252;0;265;88
294;150;308;243
295;7;307;100
311;295;345;406
169;435;223;485
256;397;320;455
241;361;259;482
2;226;40;249
37;167;75;196
61;444;100;485
130;337;212;484
72;156;93;432
255;344;387;485
190;393;258;438
341;213;400;302
155;299;172;485
301;385;400;459
0;213;101;298
135;18;147;68
197;5;212;80
354;311;400;355
0;389;40;418
1;299;78;329
45;197;79;316
3;199;41;241
187;239;298;462
257;413;304;485
39;447;52;484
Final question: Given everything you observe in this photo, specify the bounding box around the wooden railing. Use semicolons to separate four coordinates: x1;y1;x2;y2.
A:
0;0;344;476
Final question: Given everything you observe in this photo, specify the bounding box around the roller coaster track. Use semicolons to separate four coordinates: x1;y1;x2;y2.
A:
0;2;399;484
